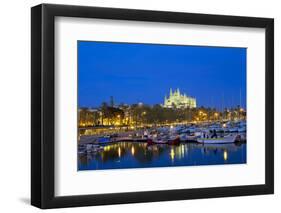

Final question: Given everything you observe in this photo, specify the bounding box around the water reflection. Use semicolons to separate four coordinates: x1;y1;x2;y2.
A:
170;148;175;162
78;142;246;171
131;146;135;156
118;147;121;158
223;150;228;161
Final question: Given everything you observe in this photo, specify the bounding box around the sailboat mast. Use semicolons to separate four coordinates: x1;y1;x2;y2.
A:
222;92;224;121
239;88;242;109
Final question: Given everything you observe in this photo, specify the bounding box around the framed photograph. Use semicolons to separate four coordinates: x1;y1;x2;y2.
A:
31;4;274;209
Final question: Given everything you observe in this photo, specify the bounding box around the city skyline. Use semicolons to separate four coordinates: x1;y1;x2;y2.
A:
78;41;246;109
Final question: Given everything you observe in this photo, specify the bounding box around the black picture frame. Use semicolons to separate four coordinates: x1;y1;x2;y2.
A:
31;3;274;209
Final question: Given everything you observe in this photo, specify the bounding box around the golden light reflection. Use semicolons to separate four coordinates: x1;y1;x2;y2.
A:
118;147;121;158
223;150;228;161
170;148;175;161
101;152;104;161
131;146;135;156
104;146;111;151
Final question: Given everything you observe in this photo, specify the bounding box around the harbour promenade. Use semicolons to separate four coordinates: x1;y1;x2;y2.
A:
78;120;247;145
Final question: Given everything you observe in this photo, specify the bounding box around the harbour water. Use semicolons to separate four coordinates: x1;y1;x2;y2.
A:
78;142;246;171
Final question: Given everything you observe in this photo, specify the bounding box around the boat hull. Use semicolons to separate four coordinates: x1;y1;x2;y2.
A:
147;137;180;146
197;135;238;144
167;137;180;145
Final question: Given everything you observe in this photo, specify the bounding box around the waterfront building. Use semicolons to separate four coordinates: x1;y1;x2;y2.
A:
164;88;196;109
78;108;101;127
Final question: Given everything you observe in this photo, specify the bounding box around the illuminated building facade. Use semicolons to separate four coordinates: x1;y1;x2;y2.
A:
164;88;196;109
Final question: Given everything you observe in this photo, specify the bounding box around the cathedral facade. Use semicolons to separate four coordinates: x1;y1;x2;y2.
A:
164;88;196;109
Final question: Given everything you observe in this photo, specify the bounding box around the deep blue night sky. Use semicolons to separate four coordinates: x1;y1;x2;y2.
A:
78;41;246;110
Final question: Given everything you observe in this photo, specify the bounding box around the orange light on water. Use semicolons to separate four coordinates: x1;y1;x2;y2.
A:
170;148;175;161
118;147;121;158
223;150;228;161
131;146;135;156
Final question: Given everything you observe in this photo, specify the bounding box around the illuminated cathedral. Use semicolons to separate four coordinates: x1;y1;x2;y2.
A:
164;88;196;109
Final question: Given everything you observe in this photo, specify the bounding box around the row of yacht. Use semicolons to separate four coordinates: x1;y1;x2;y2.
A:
78;121;246;154
147;120;246;145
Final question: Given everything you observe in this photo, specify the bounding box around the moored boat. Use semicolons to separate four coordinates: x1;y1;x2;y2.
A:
197;134;238;144
167;136;180;145
147;138;167;145
96;136;112;144
147;136;180;146
180;132;201;142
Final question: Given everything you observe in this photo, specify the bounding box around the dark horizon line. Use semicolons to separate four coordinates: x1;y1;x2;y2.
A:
79;102;246;109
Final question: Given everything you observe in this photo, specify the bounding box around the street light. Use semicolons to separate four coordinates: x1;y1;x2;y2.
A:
117;114;121;126
214;112;219;121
